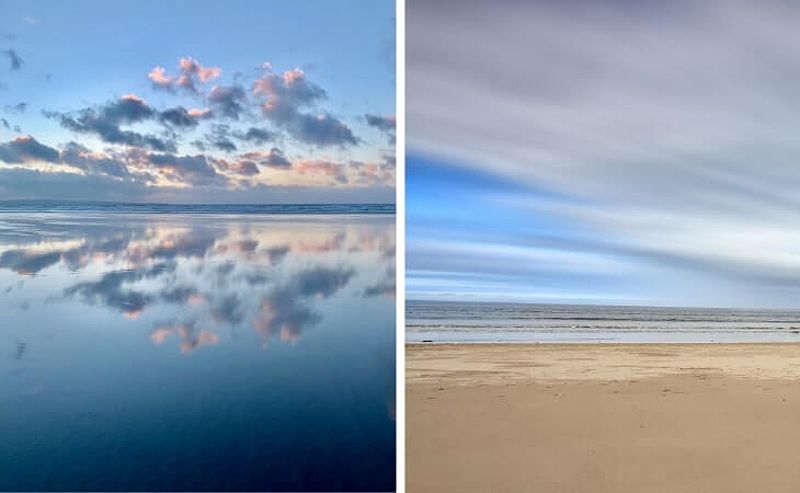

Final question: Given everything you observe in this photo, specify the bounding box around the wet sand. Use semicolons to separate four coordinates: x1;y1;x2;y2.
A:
407;343;800;492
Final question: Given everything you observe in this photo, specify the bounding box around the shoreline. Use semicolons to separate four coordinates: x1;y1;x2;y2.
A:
406;333;800;343
408;343;800;492
408;340;800;345
408;338;800;344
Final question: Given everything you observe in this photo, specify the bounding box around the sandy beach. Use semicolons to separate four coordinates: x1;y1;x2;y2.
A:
407;343;800;492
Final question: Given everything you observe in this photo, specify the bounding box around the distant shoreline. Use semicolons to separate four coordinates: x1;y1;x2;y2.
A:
0;202;395;215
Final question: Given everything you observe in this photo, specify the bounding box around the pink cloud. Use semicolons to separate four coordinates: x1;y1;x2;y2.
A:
121;93;146;103
148;66;174;87
148;57;221;93
179;57;222;82
295;160;348;184
282;67;305;86
188;108;212;118
293;158;395;187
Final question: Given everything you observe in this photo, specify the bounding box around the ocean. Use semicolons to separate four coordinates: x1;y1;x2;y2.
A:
0;201;395;215
407;300;800;343
0;205;395;491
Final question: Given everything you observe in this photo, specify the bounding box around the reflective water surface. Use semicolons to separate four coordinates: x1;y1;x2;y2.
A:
0;212;395;491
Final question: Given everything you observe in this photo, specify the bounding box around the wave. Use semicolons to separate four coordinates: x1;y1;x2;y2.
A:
406;300;800;342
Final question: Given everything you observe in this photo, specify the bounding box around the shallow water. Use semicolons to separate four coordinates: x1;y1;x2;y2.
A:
407;300;800;343
0;212;395;491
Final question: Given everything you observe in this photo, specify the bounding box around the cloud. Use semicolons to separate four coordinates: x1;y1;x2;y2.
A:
50;97;213;152
365;114;396;144
211;139;236;152
4;102;27;114
0;45;396;201
381;153;396;169
212;148;292;176
146;152;226;186
147;62;366;148
3;49;22;70
0;135;59;163
0;135;239;185
252;67;357;146
207;85;247;119
148;68;198;94
296;159;348;184
0;167;152;203
148;66;173;89
408;0;800;306
49;94;175;152
293;158;394;187
158;106;202;128
253;68;326;108
188;108;212;119
179;57;221;82
349;160;393;186
0;165;394;203
204;123;237;152
60;142;130;177
239;148;291;169
234;127;273;144
148;57;222;93
214;157;259;176
292;113;358;147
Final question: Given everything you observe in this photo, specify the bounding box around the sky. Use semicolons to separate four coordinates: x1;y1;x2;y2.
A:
0;0;395;203
408;0;800;308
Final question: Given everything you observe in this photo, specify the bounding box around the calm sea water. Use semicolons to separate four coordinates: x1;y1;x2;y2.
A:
0;202;395;215
0;208;395;491
407;300;800;343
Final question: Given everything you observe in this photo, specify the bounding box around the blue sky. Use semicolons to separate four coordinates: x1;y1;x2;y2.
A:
408;0;800;308
407;154;646;305
0;0;395;203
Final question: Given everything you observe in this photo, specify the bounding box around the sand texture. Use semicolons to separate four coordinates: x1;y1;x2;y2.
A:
407;343;800;492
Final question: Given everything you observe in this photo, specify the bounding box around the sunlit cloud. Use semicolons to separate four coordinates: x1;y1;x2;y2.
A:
0;39;393;203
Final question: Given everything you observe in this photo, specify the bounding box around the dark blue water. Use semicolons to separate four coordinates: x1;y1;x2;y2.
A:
0;210;396;491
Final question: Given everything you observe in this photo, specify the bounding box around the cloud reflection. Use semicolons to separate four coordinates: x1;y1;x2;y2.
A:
251;266;355;345
0;215;394;353
150;321;220;354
